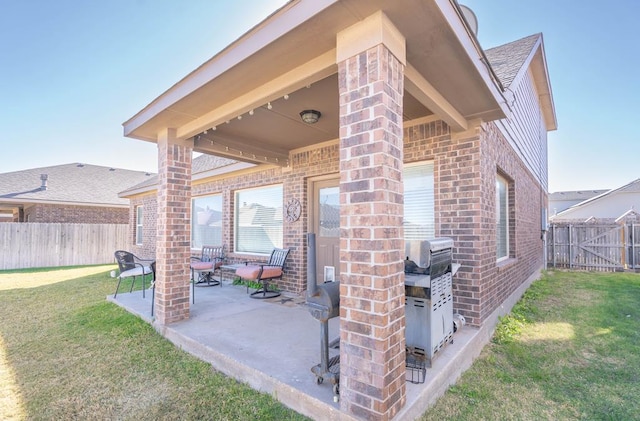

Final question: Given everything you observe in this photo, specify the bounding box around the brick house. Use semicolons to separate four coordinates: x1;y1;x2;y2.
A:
122;2;556;419
119;154;253;258
0;163;154;223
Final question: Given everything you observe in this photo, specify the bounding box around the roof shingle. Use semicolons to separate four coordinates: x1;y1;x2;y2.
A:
485;33;541;89
0;163;154;206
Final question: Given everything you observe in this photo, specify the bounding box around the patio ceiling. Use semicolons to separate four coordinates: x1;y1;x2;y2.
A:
123;0;507;166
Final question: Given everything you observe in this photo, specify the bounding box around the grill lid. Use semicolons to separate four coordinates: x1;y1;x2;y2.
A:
427;237;454;252
405;238;453;269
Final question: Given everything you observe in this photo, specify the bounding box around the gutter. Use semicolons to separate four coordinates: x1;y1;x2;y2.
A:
452;1;505;92
446;0;511;113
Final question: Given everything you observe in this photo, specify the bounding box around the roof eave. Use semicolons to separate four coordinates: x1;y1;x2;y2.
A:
533;35;557;131
439;0;508;119
119;161;262;198
123;0;338;139
123;0;514;150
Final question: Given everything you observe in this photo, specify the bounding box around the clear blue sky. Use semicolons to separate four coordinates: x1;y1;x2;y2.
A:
1;1;637;193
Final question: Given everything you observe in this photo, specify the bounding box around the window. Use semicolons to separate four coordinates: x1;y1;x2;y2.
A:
235;184;283;254
135;206;143;245
192;194;223;249
496;174;509;260
319;186;339;238
404;162;435;240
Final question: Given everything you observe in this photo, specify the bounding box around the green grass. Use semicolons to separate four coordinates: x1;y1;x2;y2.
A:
2;267;639;420
232;277;277;291
0;265;308;421
421;270;640;420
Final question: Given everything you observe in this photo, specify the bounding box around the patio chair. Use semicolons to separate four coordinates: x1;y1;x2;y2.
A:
236;248;290;299
190;245;226;303
150;261;156;316
113;250;153;298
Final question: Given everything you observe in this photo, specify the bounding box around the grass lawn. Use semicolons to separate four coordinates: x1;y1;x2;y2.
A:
422;270;640;420
0;265;308;421
1;267;639;420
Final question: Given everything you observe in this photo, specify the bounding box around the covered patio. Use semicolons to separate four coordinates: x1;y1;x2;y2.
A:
120;0;523;419
108;280;488;420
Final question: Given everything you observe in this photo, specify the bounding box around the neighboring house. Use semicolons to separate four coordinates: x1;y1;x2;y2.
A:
549;189;608;216
551;179;640;222
121;2;556;419
0;163;154;223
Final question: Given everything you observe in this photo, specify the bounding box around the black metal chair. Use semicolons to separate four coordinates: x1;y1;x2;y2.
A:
113;250;153;298
190;245;226;303
236;248;290;299
150;261;156;316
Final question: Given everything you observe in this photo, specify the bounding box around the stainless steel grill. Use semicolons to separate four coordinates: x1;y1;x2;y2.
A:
404;238;454;372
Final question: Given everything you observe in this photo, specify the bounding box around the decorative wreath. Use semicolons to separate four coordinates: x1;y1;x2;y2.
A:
285;198;302;222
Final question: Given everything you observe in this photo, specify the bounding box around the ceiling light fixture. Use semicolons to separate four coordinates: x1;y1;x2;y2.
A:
300;109;321;124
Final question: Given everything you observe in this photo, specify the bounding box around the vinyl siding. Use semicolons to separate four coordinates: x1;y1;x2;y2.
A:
495;68;549;191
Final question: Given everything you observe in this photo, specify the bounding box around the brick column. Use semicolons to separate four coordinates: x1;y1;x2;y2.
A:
155;128;193;325
337;13;406;420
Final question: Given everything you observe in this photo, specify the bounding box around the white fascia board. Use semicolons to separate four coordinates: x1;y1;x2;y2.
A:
533;37;558;131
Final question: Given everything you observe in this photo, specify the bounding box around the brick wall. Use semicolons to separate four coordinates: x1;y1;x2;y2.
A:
131;119;544;327
477;122;545;323
405;120;544;326
131;142;343;296
129;193;157;259
186;145;339;294
24;204;128;224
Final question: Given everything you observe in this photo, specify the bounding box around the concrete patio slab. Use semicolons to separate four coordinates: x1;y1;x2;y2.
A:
108;280;484;420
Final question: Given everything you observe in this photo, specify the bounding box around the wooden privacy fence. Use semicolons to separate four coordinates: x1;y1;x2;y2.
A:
0;223;129;270
547;222;640;271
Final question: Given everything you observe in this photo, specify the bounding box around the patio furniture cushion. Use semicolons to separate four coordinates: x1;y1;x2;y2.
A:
236;265;282;280
235;248;290;299
119;266;152;278
189;245;226;302
191;261;214;271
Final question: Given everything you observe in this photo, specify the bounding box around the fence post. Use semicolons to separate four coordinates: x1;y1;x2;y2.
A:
622;223;628;270
632;223;636;269
568;224;573;270
551;224;556;268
